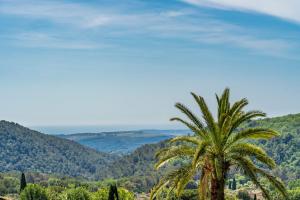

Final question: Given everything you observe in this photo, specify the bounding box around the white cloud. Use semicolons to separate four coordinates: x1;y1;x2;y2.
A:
0;0;121;28
160;10;192;18
182;0;300;24
144;16;293;57
0;0;296;56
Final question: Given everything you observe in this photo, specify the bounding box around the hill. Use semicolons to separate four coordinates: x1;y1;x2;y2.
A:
96;113;300;192
0;121;116;178
0;113;299;193
244;114;300;180
58;130;188;154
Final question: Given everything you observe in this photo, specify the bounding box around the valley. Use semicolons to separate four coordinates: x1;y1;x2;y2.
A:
57;130;188;154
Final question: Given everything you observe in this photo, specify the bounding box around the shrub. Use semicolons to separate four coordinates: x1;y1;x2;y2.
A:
63;188;90;200
46;186;65;200
20;184;48;200
288;188;300;200
180;189;198;200
237;190;251;200
92;187;134;200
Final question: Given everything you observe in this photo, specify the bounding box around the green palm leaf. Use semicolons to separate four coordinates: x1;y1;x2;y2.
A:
151;88;286;200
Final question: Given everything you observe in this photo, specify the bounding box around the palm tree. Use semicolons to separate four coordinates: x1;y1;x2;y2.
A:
150;88;287;200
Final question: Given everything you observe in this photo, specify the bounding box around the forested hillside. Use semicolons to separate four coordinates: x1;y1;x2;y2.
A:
0;113;299;193
97;113;300;192
247;114;300;181
97;141;170;192
0;121;116;178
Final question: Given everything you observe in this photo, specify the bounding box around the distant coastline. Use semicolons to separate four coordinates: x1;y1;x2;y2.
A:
30;125;187;135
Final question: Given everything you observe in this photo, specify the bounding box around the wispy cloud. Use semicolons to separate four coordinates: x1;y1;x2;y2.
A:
5;32;109;50
181;0;300;24
0;0;296;56
144;16;294;57
0;0;121;28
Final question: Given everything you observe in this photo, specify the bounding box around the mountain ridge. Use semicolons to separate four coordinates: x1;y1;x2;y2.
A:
0;113;299;192
0;120;116;178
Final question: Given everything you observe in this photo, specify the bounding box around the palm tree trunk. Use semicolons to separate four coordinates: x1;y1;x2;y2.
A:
211;177;218;200
210;177;225;200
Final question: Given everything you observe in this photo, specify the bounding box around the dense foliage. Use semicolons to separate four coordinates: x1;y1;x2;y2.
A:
0;113;299;198
0;121;116;178
63;187;90;200
20;184;48;200
1;173;134;200
95;113;300;194
96;141;173;193
243;114;300;181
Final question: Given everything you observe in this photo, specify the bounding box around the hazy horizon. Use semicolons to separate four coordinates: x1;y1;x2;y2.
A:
30;124;187;135
23;111;299;135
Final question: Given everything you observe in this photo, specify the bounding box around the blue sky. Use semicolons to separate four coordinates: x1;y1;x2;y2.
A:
0;0;300;127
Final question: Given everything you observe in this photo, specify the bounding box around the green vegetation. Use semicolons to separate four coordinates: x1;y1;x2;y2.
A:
150;88;287;200
0;121;116;178
20;173;27;193
96;141;170;193
64;187;90;200
20;184;48;200
232;178;236;190
108;185;119;200
90;113;300;195
1;173;134;200
0;108;299;199
92;187;133;200
243;114;300;181
0;173;19;195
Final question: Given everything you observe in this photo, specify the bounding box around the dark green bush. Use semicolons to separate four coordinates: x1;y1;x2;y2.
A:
20;184;48;200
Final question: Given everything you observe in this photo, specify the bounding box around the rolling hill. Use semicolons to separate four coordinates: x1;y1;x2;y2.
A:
0;113;299;193
96;113;300;192
0;121;116;178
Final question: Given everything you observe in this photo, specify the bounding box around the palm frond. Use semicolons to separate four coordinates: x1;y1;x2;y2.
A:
175;102;204;129
169;136;201;145
226;128;279;147
155;145;195;169
227;143;276;168
151;164;195;199
170;117;207;139
152;88;287;200
230;110;266;133
218;88;230;121
229;98;248;119
232;156;271;200
254;168;288;198
191;93;218;145
174;164;196;196
150;179;170;200
192;141;209;168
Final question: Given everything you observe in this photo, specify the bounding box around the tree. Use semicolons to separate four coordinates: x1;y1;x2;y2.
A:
64;187;90;200
92;187;134;200
237;190;251;200
228;181;232;190
232;178;236;191
108;185;119;200
20;184;48;200
254;194;257;200
20;172;27;193
150;88;288;200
